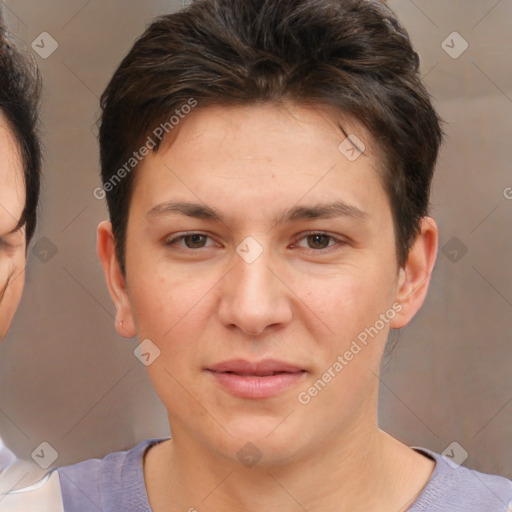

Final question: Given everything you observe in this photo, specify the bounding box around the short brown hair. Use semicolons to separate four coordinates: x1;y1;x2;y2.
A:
99;0;442;273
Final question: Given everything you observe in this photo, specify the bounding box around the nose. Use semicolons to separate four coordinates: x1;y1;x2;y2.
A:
217;247;293;337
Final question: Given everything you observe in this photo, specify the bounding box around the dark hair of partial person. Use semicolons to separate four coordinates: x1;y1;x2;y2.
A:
0;13;42;245
99;0;443;274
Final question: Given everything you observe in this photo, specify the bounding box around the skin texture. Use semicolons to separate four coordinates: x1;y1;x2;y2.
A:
0;116;26;341
98;103;438;511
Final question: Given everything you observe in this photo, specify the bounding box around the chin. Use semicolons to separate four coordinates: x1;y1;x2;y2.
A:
209;417;303;463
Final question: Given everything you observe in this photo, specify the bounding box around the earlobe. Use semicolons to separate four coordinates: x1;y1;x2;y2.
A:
390;217;438;329
97;221;136;338
115;317;134;338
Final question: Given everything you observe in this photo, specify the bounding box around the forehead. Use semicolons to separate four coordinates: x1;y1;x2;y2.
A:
132;103;389;218
0;116;25;231
157;102;374;163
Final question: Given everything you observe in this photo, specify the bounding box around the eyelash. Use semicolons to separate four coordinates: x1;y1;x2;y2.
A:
165;231;345;253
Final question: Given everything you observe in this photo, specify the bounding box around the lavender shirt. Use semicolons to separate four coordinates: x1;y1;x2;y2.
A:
2;439;512;511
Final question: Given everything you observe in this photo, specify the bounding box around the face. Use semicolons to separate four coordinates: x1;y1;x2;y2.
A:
0;116;26;341
99;103;437;464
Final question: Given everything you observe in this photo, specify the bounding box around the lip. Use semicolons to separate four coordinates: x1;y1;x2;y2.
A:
206;359;307;399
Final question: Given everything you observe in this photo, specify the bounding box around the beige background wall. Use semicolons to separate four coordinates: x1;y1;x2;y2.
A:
0;0;511;477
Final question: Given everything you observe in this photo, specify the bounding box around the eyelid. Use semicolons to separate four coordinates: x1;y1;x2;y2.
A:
291;231;346;251
165;231;219;248
165;230;346;252
0;233;25;251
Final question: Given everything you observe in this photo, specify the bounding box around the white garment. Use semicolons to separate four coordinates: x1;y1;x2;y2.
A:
0;437;47;499
0;439;15;472
0;470;63;512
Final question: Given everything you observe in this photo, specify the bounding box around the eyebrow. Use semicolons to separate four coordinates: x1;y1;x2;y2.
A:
276;201;368;224
146;200;368;225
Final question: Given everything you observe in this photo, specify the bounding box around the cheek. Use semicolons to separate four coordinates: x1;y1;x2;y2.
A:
0;259;25;338
128;265;213;347
294;273;395;420
129;270;214;415
300;265;396;336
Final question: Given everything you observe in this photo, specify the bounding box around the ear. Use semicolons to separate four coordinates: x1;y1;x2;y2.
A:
97;220;136;338
390;217;438;329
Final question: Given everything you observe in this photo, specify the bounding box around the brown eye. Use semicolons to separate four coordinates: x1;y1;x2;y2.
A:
306;234;331;249
183;234;208;248
293;232;345;253
166;232;215;250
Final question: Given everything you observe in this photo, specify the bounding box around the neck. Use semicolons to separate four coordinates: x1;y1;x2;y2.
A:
144;404;434;511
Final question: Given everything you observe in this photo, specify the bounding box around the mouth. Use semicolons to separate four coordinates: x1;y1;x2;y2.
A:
222;370;300;377
206;359;307;399
207;358;305;374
